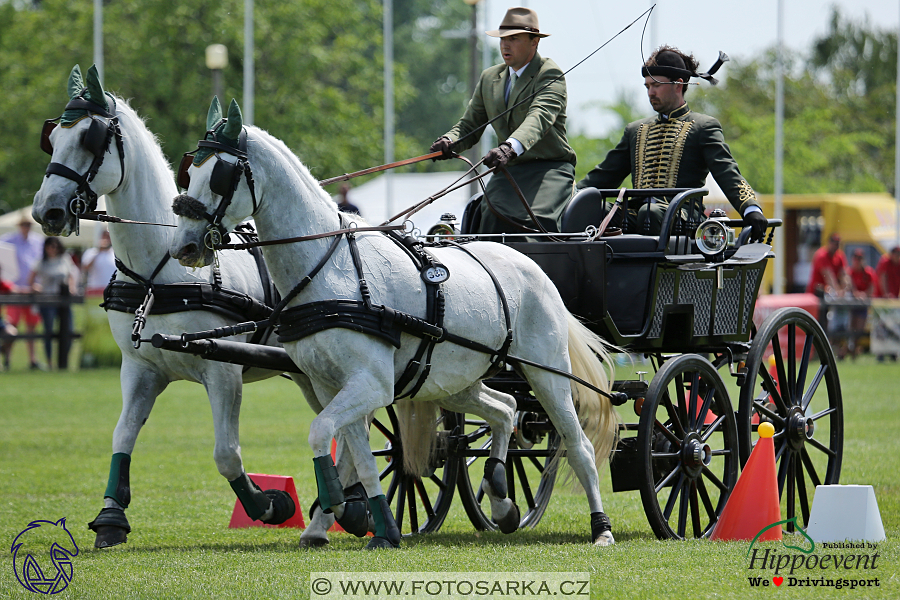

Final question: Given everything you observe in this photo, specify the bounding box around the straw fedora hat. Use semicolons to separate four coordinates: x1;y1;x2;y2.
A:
486;7;549;38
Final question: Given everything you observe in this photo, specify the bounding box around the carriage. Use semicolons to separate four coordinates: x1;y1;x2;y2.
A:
33;69;841;545
158;183;842;541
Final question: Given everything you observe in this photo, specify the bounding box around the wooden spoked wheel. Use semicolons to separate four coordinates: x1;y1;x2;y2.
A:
738;307;843;531
370;406;461;535
637;354;740;539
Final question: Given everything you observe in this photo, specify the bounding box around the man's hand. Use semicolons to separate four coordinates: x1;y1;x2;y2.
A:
483;142;517;169
430;136;454;161
743;210;768;241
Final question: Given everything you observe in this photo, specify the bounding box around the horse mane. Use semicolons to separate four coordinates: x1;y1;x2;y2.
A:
110;96;176;182
245;126;369;226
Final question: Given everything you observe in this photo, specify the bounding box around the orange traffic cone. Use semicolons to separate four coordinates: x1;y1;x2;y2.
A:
710;422;782;541
228;473;306;529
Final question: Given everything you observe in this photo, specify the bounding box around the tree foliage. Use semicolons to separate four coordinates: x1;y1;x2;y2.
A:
0;0;406;212
689;8;896;195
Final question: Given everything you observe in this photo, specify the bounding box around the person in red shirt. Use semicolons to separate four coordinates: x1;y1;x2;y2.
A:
876;246;900;298
806;233;849;297
0;265;18;370
847;249;876;357
849;249;877;298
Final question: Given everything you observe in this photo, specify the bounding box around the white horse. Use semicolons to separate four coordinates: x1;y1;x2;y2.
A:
31;65;349;548
170;97;620;549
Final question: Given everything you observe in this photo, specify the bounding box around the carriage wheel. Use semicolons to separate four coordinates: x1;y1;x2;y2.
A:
738;307;843;531
369;406;460;535
637;354;740;539
455;413;559;531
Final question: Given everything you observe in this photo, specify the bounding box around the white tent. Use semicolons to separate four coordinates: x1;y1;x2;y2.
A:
0;198;108;249
332;172;475;233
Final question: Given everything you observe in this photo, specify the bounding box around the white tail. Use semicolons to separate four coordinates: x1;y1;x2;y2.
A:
564;312;619;470
395;398;438;477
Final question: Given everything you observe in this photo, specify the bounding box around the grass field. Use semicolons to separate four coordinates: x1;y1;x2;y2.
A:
0;357;897;599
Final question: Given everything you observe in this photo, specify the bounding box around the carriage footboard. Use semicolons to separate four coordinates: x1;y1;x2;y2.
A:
151;334;303;374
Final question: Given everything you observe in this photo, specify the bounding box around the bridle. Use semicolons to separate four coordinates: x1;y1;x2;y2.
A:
174;121;258;251
41;91;126;224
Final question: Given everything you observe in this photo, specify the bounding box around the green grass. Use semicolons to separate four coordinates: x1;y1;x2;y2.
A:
0;359;897;598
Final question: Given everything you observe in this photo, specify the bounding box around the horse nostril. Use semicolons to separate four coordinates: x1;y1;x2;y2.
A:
44;208;66;225
181;242;199;258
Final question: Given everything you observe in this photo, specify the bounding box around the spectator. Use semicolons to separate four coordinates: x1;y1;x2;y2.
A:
847;249;876;357
806;233;849;297
336;184;361;216
28;237;78;370
81;229;116;296
0;264;17;371
0;215;44;369
876;246;900;298
849;249;877;298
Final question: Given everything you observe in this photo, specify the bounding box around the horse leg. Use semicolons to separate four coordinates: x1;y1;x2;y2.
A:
307;375;399;549
200;364;293;525
439;383;519;533
525;367;614;546
89;359;168;548
291;373;371;547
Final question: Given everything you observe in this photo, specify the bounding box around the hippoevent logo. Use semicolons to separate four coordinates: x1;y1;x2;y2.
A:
745;518;880;590
10;518;79;594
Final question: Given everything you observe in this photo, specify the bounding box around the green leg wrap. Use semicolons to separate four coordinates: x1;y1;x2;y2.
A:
228;471;271;521
368;494;401;546
103;453;131;508
313;455;345;512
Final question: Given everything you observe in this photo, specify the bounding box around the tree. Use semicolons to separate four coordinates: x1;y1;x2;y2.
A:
0;0;398;212
691;14;894;196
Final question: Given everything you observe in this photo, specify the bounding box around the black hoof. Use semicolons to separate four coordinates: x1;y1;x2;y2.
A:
94;526;128;548
494;502;520;534
299;536;329;549
261;489;296;525
88;507;131;549
365;536;400;550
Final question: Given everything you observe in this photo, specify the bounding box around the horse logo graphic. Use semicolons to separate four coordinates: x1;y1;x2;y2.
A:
11;518;79;594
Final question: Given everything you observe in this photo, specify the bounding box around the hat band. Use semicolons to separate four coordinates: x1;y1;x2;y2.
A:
642;65;694;81
499;25;540;33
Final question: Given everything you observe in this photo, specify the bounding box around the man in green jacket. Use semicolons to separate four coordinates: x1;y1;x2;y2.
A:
431;7;575;237
576;46;767;238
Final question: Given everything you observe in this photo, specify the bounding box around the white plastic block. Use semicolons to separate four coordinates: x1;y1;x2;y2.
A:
805;485;886;543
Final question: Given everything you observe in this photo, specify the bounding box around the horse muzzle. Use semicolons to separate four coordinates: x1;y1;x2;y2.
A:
170;233;214;268
32;192;76;236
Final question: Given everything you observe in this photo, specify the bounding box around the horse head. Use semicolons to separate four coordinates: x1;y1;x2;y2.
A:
170;96;253;268
33;64;124;236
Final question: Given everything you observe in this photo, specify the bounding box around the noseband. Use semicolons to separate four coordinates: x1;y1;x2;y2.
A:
42;92;126;223
174;124;258;250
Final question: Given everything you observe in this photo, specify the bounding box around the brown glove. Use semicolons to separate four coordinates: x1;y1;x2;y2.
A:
483;142;517;168
429;136;454;161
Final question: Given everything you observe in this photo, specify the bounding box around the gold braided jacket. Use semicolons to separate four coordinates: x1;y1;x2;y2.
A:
577;103;759;215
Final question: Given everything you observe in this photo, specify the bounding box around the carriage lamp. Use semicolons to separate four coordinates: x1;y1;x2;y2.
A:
695;211;735;259
426;213;458;240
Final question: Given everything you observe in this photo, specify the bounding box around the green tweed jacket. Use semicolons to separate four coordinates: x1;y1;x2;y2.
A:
577;103;760;215
443;51;576;167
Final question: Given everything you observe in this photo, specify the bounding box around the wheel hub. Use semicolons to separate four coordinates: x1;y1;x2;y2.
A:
786;406;814;451
681;432;712;478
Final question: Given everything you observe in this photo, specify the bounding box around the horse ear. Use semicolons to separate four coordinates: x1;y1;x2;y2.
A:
67;65;84;99
222;99;243;139
207;96;223;131
55;517;67;527
85;65;109;112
